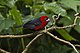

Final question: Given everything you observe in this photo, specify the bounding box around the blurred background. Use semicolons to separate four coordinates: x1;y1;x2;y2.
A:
0;0;80;53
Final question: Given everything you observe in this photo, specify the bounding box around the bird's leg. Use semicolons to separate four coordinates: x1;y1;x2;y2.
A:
45;26;47;32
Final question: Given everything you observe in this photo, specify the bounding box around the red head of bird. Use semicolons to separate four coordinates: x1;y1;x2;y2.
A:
34;16;50;30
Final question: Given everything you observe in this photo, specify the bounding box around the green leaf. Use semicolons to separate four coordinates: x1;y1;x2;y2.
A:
23;0;33;5
74;18;80;33
34;12;47;18
4;18;15;29
0;13;5;20
76;1;80;6
43;2;67;16
35;0;45;4
56;29;75;41
0;18;14;32
60;0;80;12
23;15;34;23
0;0;17;8
0;20;5;32
9;6;23;33
33;5;43;15
58;17;72;26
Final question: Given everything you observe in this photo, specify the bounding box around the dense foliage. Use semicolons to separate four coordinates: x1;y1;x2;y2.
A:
0;0;80;53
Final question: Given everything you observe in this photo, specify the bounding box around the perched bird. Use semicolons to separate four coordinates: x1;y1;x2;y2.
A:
17;16;50;31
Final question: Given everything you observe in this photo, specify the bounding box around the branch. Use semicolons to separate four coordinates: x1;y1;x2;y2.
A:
0;33;34;38
52;13;60;25
0;13;79;38
75;44;80;47
46;31;79;53
21;13;80;53
0;48;10;53
22;34;42;53
47;15;79;30
53;14;79;29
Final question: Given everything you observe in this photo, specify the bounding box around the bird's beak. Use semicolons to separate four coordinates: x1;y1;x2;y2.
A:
46;19;50;22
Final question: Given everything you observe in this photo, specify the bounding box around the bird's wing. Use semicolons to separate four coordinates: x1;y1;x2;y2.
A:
23;24;36;30
23;18;42;30
29;18;41;26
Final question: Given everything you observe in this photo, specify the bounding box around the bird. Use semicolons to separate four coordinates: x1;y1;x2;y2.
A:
17;16;50;31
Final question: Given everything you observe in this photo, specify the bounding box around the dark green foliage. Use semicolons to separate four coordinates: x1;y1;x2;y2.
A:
0;0;80;53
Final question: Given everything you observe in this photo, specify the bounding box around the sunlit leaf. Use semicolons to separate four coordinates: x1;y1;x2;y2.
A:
9;6;23;33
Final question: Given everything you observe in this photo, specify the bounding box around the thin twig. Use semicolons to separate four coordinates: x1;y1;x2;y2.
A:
74;16;79;25
53;15;78;29
46;31;79;53
74;13;79;16
0;48;10;53
0;33;34;38
47;15;79;30
22;34;42;53
75;44;80;47
51;13;79;29
52;13;61;25
52;15;56;25
56;13;61;20
54;16;78;29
